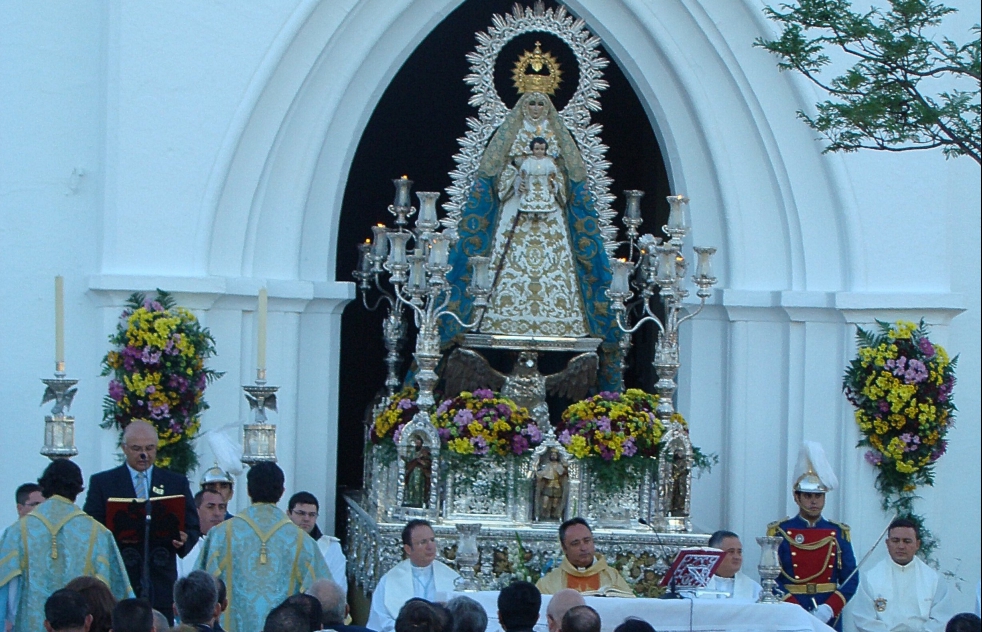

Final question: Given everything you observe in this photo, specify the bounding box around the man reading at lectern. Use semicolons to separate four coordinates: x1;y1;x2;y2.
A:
536;518;633;596
83;420;200;622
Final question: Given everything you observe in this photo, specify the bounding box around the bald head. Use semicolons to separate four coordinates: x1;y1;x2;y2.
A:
152;609;170;632
306;579;346;626
546;589;585;632
122;421;158;472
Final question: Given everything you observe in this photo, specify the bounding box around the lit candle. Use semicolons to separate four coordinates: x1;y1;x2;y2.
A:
428;236;450;267
54;276;65;366
610;259;632;293
624;190;644;220
393;176;413;208
371;224;389;260
357;241;372;273
257;288;268;371
387;231;410;265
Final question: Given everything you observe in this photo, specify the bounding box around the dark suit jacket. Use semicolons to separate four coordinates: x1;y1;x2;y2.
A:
83;464;200;614
324;625;376;632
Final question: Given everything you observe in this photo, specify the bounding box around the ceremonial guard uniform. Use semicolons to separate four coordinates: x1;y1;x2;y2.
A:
769;441;858;630
767;514;857;619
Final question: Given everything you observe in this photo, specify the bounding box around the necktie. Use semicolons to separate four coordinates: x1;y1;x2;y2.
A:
135;472;148;499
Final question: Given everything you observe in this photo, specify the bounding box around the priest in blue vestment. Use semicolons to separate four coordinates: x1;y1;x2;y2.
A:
197;462;331;632
0;459;133;631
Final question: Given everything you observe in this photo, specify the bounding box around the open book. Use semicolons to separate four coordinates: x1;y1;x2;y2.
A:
580;585;637;598
105;495;185;545
659;547;726;590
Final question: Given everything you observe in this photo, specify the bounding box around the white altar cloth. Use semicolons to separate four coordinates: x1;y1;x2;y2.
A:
465;592;835;632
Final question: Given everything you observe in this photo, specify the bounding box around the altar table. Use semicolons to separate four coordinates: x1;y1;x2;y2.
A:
464;592;835;632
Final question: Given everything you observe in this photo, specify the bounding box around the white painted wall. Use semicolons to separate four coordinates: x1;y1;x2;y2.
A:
1;0;978;612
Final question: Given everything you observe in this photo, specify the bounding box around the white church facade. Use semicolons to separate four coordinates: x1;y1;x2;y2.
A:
1;0;978;614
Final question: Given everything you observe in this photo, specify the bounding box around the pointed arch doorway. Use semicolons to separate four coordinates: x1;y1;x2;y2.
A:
333;0;673;534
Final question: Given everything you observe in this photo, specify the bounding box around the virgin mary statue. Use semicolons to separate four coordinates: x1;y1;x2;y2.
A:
444;87;621;389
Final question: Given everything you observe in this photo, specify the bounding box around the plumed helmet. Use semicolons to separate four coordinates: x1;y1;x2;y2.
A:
792;441;838;494
200;464;234;488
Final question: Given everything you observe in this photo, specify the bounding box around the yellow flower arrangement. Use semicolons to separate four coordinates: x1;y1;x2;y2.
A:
100;291;222;475
844;319;956;533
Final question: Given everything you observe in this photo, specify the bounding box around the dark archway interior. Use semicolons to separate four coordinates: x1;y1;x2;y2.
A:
333;0;672;535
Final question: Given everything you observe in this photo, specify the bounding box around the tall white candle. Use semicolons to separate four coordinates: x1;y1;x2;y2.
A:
257;288;268;371
55;276;65;365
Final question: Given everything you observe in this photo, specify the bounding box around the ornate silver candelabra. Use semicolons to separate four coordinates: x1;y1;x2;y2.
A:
40;362;78;459
756;535;784;603
609;194;717;415
359;178;493;410
241;369;279;464
610;193;718;530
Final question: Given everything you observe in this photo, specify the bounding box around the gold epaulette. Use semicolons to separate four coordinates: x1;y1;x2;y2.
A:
766;517;789;537
833;521;851;541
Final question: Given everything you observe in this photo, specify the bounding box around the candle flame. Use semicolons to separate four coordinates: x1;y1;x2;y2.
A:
401;175;408;179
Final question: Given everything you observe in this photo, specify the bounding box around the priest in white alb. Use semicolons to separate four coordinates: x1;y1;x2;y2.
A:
691;530;761;602
852;518;953;632
367;519;460;632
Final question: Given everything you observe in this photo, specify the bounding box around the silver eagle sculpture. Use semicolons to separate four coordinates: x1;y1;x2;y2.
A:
443;348;598;429
41;381;78;417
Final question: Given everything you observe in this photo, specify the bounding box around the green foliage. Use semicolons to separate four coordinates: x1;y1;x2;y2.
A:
757;0;981;162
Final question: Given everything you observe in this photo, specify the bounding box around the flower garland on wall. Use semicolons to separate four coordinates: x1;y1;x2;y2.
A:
101;291;223;475
843;320;956;554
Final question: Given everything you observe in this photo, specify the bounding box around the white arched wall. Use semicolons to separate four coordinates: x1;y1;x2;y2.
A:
202;0;863;539
88;0;969;594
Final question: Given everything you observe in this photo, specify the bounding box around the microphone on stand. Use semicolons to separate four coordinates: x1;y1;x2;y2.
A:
639;518;682;599
141;495;152;601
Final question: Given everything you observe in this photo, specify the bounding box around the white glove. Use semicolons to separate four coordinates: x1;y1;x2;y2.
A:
811;604;834;623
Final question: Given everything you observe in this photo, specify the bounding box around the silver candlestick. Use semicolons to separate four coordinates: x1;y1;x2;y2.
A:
40;362;78;459
454;523;483;591
756;535;784;603
241;370;279;464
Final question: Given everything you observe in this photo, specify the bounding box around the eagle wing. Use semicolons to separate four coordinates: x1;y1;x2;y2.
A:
545;352;599;401
442;348;506;397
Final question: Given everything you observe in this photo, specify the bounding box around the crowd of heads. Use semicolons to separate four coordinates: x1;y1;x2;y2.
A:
383;580;655;632
40;570;229;632
19;456;980;632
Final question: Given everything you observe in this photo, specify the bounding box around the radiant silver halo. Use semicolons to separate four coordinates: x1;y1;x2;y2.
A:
443;2;617;255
